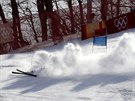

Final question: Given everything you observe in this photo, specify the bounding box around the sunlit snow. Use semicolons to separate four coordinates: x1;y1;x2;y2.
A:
0;29;135;101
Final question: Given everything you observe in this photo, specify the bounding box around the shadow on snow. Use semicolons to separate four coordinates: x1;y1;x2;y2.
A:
2;72;135;93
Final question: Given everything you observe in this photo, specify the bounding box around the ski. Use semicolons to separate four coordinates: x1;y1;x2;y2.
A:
16;69;37;77
12;71;23;74
12;69;37;77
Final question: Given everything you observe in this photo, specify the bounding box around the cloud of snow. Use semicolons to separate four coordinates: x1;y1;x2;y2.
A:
31;32;135;78
99;32;135;74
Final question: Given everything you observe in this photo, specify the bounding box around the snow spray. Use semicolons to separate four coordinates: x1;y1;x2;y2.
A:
31;32;135;78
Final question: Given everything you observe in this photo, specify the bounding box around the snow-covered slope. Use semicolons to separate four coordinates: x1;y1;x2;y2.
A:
0;29;135;101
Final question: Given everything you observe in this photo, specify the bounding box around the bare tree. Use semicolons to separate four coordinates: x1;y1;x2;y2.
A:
0;4;7;23
116;0;121;16
18;1;39;43
66;0;76;34
87;0;92;23
100;0;108;20
0;4;8;54
77;0;84;25
11;0;21;49
37;0;62;42
130;0;135;10
37;0;47;41
11;0;29;49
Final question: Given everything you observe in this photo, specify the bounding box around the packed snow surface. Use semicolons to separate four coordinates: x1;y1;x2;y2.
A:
0;29;135;101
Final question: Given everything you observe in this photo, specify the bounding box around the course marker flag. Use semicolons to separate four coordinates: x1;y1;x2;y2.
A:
93;36;107;46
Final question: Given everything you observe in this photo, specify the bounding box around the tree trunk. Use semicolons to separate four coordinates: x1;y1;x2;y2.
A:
11;0;20;49
11;0;29;48
29;9;39;43
116;0;120;16
101;0;108;20
54;0;60;16
78;0;84;25
110;0;114;18
67;0;75;34
18;4;39;43
37;0;47;41
0;4;7;23
45;0;62;43
87;0;92;23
